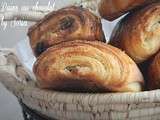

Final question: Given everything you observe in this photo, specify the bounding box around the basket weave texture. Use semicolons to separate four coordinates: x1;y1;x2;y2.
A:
20;101;55;120
1;50;160;120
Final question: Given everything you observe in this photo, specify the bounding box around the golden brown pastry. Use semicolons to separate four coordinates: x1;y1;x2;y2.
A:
28;6;105;57
33;40;144;93
98;0;159;21
148;51;160;90
110;3;160;63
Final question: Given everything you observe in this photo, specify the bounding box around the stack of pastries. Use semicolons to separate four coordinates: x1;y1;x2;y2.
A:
28;1;160;93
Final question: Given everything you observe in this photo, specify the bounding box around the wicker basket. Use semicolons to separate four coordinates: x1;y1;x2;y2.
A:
1;48;160;120
1;2;160;120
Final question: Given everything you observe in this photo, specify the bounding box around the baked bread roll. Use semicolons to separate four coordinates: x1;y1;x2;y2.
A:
110;3;160;63
28;6;105;57
98;0;159;21
33;40;144;93
148;51;160;90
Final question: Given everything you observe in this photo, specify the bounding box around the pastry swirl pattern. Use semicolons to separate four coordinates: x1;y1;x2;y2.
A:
33;40;144;92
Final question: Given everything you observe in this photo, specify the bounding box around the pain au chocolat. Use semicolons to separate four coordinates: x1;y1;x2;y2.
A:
33;40;144;93
148;51;160;90
110;3;160;63
98;0;159;21
28;6;105;57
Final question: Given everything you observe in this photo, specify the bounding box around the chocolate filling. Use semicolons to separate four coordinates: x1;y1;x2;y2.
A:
65;65;79;72
60;16;75;30
35;42;47;56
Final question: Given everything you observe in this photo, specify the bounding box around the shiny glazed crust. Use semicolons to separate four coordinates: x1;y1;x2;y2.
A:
28;6;105;57
148;52;160;90
110;3;160;63
33;40;144;93
98;0;159;21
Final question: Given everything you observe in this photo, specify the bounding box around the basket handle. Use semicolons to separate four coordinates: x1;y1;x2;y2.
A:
0;49;34;87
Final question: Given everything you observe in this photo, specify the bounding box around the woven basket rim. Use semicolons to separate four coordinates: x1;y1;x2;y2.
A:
24;85;160;104
0;49;160;104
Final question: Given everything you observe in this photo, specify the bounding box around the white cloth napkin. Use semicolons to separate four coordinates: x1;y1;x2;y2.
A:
14;38;36;72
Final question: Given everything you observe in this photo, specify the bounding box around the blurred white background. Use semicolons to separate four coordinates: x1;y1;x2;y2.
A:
0;0;119;119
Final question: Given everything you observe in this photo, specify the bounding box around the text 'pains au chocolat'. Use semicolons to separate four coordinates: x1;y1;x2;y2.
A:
148;51;160;90
33;40;144;93
98;0;159;21
28;6;105;57
110;3;160;63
